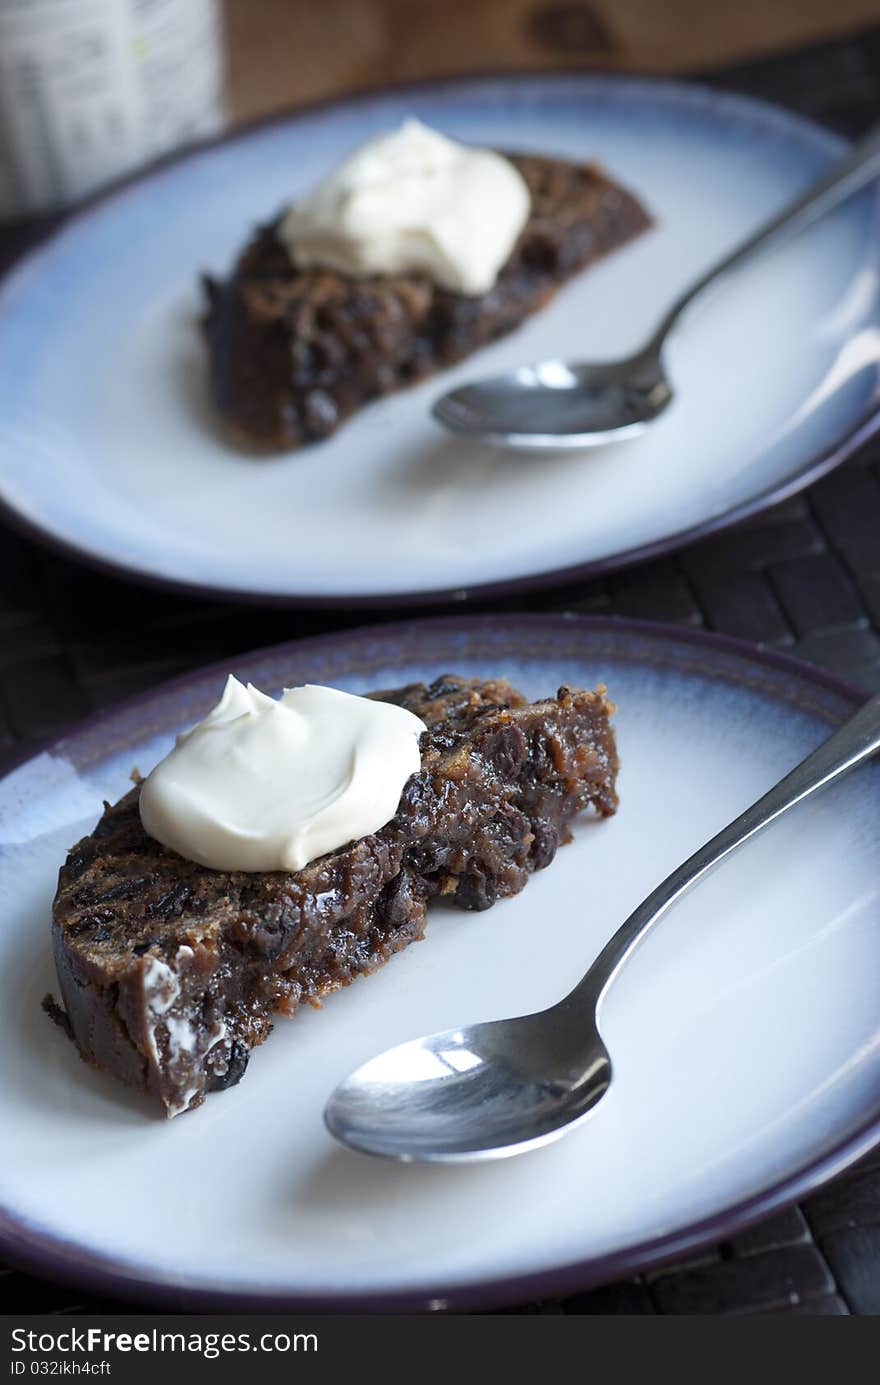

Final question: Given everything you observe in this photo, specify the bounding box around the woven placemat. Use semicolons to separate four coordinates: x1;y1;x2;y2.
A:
2;26;880;1317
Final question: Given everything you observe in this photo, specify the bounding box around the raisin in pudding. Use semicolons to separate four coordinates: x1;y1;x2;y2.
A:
202;119;652;450
51;673;618;1117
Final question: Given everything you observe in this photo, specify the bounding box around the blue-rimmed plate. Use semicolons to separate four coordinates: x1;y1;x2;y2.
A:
0;76;878;606
1;614;879;1310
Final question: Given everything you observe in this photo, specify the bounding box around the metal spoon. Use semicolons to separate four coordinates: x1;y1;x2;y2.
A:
325;692;880;1162
431;125;880;450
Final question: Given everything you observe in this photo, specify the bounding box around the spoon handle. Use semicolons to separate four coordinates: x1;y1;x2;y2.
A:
566;691;880;1011
647;123;880;351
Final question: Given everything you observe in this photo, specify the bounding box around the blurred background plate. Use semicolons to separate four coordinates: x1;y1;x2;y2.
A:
0;74;877;606
1;614;880;1309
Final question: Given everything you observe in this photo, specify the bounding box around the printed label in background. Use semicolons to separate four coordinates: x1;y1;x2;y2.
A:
0;0;225;218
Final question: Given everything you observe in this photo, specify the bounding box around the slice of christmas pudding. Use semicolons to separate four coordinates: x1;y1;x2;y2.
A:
51;673;618;1116
202;119;652;450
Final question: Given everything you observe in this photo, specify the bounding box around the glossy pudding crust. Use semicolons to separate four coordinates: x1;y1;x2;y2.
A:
51;675;618;1116
202;153;652;450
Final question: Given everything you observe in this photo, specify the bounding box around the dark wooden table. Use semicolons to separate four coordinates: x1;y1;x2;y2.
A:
2;26;880;1317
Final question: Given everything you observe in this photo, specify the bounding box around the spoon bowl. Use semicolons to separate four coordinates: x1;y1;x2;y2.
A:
324;1008;612;1162
432;354;673;449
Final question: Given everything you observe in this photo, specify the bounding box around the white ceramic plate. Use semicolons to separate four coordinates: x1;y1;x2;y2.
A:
0;77;878;606
2;614;879;1309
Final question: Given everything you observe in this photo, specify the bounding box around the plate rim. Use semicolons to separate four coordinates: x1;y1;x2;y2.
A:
1;610;878;1312
0;71;877;609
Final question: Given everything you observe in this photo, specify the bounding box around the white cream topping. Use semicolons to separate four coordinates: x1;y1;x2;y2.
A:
278;118;531;296
138;677;426;873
